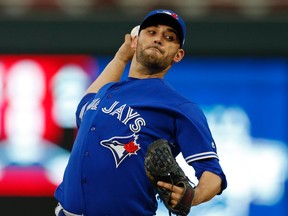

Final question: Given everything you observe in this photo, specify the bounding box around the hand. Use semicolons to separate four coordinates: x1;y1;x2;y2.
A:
157;181;185;208
115;34;136;64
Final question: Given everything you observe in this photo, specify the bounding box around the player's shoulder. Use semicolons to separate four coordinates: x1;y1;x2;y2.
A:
159;79;194;103
124;77;196;106
159;81;206;117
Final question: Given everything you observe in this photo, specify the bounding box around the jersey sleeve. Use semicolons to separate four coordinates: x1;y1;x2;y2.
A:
176;102;227;194
192;158;227;194
175;102;218;163
75;93;96;128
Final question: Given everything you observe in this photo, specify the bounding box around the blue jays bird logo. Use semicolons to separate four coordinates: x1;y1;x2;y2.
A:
100;134;141;167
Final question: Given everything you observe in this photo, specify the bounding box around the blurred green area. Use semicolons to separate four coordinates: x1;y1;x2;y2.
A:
0;0;288;56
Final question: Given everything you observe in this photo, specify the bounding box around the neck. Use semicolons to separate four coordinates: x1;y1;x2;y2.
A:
128;71;165;79
128;57;169;79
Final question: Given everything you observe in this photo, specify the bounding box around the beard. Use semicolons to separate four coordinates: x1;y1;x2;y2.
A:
136;44;174;75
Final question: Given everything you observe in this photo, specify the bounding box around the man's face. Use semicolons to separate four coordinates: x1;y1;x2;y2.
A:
135;25;182;74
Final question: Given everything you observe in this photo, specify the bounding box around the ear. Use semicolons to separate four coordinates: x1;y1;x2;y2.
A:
131;36;138;49
173;49;185;63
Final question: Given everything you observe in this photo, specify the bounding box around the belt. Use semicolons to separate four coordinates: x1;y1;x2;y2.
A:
55;203;84;216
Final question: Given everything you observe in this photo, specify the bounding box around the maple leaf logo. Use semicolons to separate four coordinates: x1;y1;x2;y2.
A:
124;141;140;154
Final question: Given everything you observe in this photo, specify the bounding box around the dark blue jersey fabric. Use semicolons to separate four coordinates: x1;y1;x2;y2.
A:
55;77;227;215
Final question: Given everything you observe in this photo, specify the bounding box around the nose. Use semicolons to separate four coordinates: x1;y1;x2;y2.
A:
153;33;162;45
154;39;162;45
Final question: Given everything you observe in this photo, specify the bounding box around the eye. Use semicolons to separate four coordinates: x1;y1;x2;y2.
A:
165;35;173;40
165;34;175;41
148;29;156;34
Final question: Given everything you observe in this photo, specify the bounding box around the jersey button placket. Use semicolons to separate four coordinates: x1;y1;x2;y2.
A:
82;127;94;185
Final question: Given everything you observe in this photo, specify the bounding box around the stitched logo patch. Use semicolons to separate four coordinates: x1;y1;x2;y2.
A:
100;134;141;168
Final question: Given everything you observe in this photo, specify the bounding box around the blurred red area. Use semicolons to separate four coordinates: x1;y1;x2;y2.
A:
0;166;56;196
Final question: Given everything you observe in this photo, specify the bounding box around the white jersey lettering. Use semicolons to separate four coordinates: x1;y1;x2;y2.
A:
129;117;146;133
102;100;146;132
102;101;119;113
122;107;140;124
110;104;126;121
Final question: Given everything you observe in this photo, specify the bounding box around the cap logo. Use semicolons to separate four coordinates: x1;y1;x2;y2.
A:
171;13;178;19
161;10;179;20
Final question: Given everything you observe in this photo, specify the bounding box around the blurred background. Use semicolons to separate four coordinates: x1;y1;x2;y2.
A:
0;0;287;216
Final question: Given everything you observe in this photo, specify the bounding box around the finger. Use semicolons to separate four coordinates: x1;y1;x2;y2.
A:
157;181;173;191
171;192;182;205
168;192;182;208
124;34;132;44
170;191;181;200
157;181;183;193
170;196;178;207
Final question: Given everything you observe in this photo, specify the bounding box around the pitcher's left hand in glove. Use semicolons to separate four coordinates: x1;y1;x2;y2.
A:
144;139;195;216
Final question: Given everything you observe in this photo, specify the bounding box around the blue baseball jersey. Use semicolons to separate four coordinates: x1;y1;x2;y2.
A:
55;77;224;215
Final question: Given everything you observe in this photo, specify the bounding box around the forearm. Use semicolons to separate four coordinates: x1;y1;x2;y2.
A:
85;56;127;94
85;34;134;95
192;171;222;206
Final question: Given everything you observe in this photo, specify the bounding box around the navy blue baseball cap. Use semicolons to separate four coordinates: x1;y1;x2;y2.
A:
139;9;186;48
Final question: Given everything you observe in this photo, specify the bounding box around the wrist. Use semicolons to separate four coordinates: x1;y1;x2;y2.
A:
113;53;130;66
114;53;130;65
191;187;202;206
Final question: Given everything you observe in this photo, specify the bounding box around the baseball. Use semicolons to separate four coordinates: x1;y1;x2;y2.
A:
130;25;140;38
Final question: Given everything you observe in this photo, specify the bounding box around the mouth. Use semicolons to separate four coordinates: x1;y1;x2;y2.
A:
146;46;164;54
